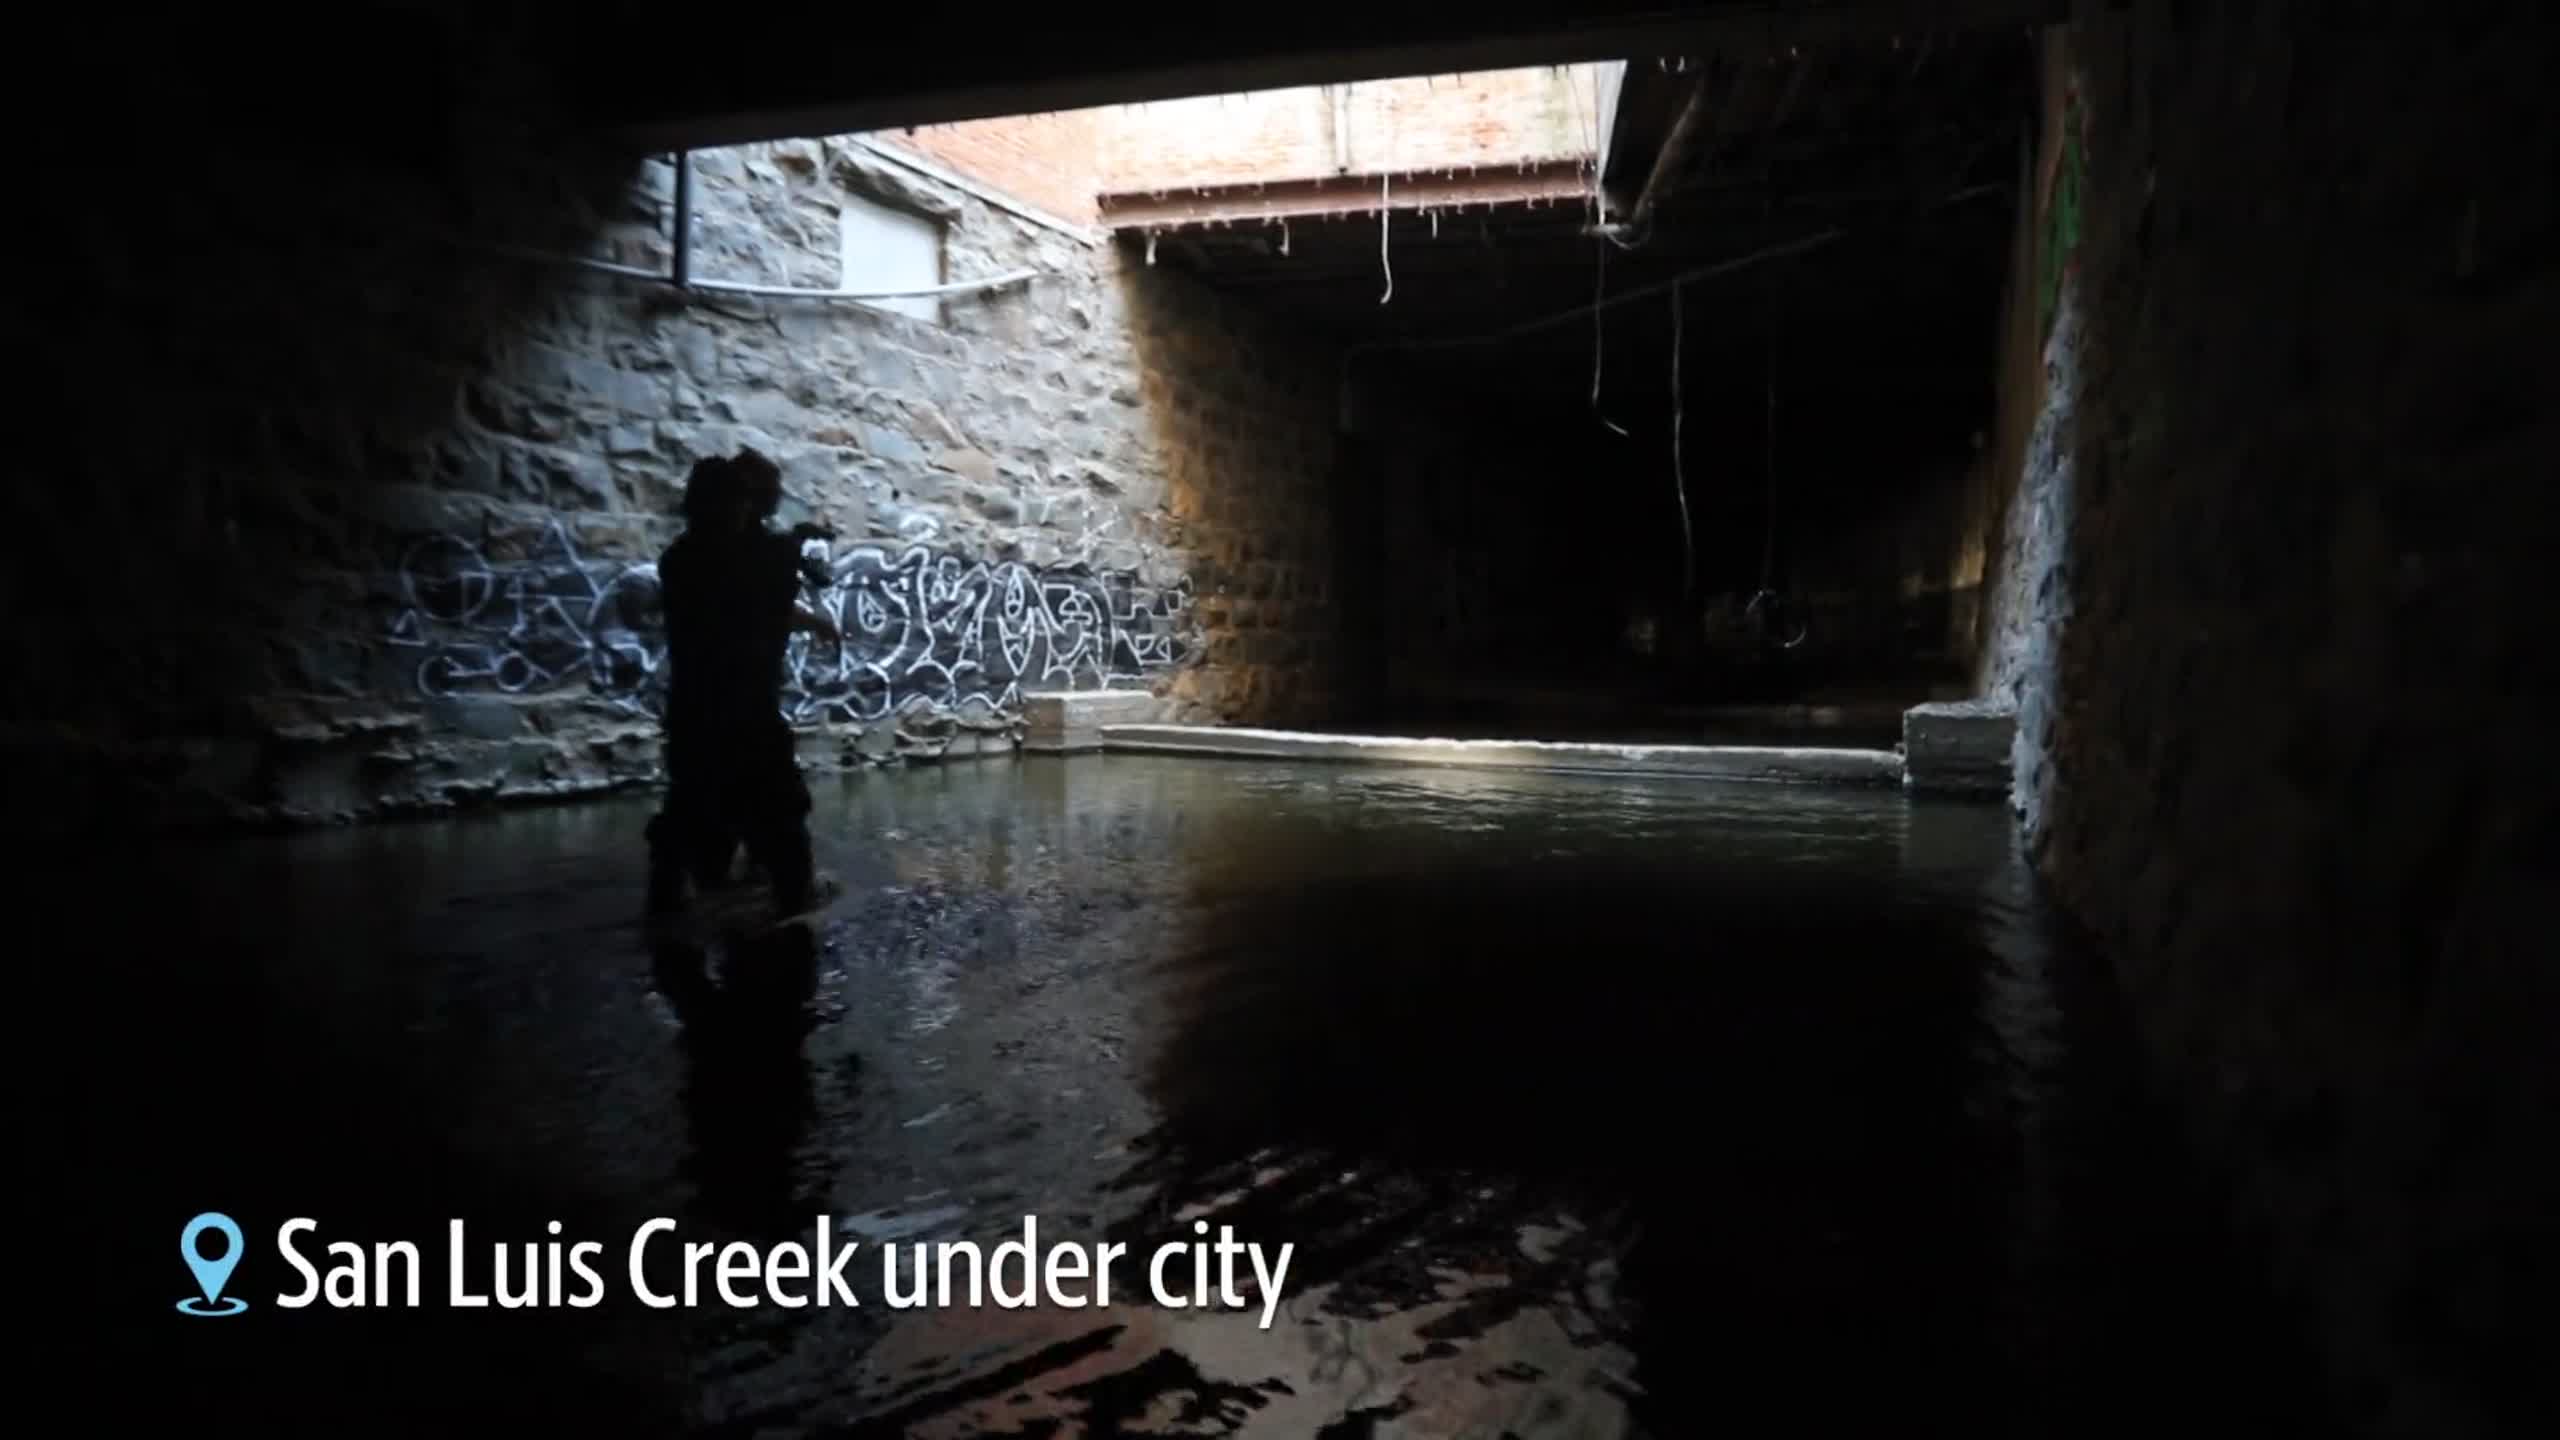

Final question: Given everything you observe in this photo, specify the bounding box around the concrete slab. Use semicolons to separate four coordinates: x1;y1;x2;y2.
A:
1902;698;2017;797
1022;689;1163;753
1096;724;1905;786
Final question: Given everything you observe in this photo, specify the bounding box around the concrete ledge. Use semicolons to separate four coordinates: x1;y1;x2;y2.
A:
1097;724;1905;786
1902;699;2017;796
1022;689;1163;753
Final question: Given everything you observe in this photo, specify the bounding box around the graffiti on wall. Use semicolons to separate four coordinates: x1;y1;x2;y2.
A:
384;520;1192;722
2036;78;2085;340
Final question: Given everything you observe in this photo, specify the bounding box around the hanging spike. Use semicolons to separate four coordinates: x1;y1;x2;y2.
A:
1145;231;1158;265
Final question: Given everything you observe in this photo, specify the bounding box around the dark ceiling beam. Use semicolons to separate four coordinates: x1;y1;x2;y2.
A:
1597;2;2054;203
1617;73;1715;233
550;2;2072;152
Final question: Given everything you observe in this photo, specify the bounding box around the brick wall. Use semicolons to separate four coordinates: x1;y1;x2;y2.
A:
847;66;1604;232
878;110;1103;225
1098;65;1603;192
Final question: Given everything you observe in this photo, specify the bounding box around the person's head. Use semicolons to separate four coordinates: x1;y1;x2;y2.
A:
680;455;750;532
729;447;783;523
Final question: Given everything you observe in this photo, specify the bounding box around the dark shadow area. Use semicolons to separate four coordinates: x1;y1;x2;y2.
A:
2020;8;2559;1436
1142;25;2039;745
1357;239;2010;734
1114;857;2339;1436
16;15;645;836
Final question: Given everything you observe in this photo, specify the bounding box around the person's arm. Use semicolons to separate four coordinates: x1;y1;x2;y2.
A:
791;598;839;642
782;521;836;590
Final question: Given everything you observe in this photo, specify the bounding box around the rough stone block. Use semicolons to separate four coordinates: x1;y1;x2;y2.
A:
1902;698;2017;797
426;696;525;742
1021;689;1161;753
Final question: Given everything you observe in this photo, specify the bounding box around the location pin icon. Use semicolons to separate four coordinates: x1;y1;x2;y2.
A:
178;1212;249;1316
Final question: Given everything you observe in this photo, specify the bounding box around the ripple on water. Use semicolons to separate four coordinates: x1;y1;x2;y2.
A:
82;753;2326;1435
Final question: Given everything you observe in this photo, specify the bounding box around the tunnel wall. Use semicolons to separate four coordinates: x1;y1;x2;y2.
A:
25;37;1339;830
1985;8;2556;1433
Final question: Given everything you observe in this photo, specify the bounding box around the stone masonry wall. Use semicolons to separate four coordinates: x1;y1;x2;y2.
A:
26;36;1338;833
1984;7;2557;1434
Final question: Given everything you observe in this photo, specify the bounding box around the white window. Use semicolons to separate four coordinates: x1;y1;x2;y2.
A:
839;194;945;323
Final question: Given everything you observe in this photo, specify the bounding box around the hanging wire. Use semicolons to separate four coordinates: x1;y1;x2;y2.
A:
1672;279;1695;602
1591;244;1605;406
1341;182;2003;361
1580;62;1627;435
1378;173;1394;303
1747;278;1806;651
1761;282;1778;590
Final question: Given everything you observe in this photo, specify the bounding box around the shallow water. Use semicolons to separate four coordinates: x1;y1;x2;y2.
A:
49;755;2332;1435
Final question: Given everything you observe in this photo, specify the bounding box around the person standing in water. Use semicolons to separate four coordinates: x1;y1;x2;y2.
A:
645;448;839;919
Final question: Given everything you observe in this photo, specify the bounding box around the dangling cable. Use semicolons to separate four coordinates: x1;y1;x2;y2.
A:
1378;174;1394;303
1671;280;1695;602
1761;290;1777;592
1747;281;1805;650
1591;241;1606;405
1589;240;1626;434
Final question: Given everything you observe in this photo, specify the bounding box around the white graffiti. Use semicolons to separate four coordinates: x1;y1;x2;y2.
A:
385;520;1192;722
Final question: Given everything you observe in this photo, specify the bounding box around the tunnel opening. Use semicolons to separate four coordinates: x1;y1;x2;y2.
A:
1122;35;2033;748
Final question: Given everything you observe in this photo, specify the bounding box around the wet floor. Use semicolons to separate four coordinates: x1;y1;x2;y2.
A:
48;755;2337;1435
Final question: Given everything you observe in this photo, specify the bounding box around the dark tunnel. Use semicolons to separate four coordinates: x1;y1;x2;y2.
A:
23;4;2556;1437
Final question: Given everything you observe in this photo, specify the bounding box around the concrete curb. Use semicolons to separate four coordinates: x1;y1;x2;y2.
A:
1095;724;1906;786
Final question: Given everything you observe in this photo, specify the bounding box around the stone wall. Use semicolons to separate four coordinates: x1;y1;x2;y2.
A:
1982;7;2556;1434
1973;28;2083;838
26;30;1339;832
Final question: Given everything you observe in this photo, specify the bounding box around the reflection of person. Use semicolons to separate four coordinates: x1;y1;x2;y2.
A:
645;448;838;918
651;926;828;1242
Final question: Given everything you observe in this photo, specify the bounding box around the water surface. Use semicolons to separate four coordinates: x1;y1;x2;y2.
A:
49;755;2328;1435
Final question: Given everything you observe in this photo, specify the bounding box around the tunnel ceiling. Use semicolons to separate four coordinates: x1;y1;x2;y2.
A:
1129;18;2036;422
511;2;2064;150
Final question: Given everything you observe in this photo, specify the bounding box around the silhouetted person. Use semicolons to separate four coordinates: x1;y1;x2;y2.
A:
645;448;838;918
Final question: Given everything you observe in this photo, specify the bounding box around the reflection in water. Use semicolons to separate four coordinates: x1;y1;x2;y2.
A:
652;927;830;1244
55;755;2330;1435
